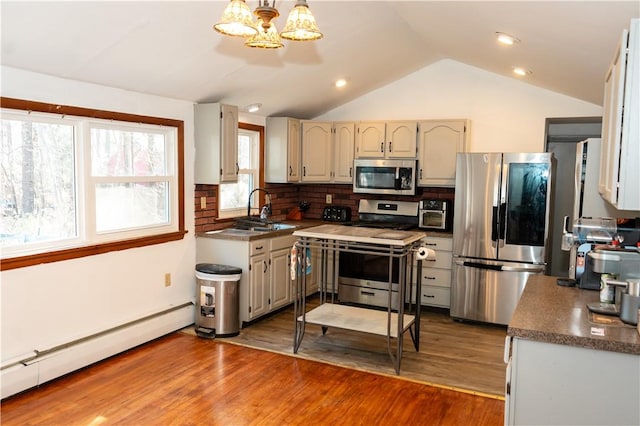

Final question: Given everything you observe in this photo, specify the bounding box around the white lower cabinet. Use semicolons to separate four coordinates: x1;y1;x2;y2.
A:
196;234;296;325
413;235;452;308
505;337;639;425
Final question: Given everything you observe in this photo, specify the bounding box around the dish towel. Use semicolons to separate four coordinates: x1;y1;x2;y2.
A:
290;242;312;279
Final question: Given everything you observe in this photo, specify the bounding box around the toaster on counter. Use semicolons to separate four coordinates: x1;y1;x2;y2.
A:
322;206;351;222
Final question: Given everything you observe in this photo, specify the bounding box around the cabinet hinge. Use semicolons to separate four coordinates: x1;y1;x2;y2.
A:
220;111;223;119
249;263;252;271
220;168;223;176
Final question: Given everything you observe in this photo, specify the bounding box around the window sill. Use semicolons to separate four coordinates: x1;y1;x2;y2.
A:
1;230;188;271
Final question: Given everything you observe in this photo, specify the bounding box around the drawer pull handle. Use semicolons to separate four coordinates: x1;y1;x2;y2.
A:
361;291;375;296
423;294;435;298
255;245;263;250
424;276;436;280
424;243;437;246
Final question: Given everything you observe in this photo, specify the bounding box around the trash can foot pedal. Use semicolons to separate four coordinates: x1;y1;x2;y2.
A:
195;327;215;338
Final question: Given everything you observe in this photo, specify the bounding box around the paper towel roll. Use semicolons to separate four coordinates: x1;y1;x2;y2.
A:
416;246;436;261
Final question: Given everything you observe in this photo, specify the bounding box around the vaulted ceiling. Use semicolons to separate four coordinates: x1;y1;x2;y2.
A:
2;1;639;118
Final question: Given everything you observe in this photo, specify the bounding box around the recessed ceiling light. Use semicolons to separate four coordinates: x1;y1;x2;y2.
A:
246;103;262;113
513;67;532;76
335;78;347;88
496;32;520;46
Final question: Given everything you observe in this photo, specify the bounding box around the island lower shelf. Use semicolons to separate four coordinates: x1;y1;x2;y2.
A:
298;303;415;338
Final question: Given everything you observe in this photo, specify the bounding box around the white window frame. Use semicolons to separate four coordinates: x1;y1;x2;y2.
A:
1;108;179;259
218;127;260;219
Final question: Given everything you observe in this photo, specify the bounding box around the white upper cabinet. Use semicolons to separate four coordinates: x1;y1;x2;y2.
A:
194;103;239;184
356;121;386;158
301;121;333;182
417;120;469;187
386;121;418;158
599;18;640;210
301;121;355;183
356;121;417;159
333;121;356;182
265;117;301;183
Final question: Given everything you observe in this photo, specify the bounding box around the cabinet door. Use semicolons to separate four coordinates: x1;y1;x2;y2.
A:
333;122;356;182
270;248;291;310
599;30;628;204
386;121;417;158
287;119;301;182
249;254;268;319
220;104;239;183
417;120;468;187
301;121;332;182
356;121;385;158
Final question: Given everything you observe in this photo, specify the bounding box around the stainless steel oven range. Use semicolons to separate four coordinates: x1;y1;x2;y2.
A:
338;199;420;308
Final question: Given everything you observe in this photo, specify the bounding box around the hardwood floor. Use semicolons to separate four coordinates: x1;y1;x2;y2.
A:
1;333;504;425
220;298;508;397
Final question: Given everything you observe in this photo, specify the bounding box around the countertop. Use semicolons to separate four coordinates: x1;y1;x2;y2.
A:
508;275;640;355
196;220;449;242
196;219;323;241
293;224;426;246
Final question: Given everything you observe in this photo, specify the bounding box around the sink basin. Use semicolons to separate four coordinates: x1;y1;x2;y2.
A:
245;223;296;232
231;219;296;232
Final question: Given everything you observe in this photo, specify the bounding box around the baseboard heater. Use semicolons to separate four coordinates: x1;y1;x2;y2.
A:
1;302;194;399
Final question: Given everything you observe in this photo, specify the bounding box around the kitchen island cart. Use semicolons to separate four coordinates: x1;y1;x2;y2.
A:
292;224;426;374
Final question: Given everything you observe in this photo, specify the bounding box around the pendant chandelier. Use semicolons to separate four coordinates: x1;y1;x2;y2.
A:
214;0;323;49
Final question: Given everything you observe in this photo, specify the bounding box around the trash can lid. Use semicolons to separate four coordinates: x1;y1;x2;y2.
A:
196;263;242;275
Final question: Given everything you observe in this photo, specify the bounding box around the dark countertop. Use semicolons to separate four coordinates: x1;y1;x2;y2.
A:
196;219;324;241
196;220;453;242
508;275;640;355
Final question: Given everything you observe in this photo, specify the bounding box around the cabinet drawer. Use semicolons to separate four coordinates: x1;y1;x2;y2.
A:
422;250;452;270
418;267;451;288
250;240;268;256
270;234;296;251
420;285;450;308
421;236;452;251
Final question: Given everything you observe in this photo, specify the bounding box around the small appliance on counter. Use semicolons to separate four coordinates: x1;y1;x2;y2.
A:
561;216;640;287
419;199;452;231
585;251;640;324
322;205;351;223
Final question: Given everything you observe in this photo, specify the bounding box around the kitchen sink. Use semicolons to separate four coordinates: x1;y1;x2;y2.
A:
241;223;296;232
232;218;296;232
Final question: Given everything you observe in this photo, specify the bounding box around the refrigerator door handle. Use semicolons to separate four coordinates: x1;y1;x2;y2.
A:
501;265;546;273
455;260;545;274
498;202;507;240
457;260;503;271
491;205;499;241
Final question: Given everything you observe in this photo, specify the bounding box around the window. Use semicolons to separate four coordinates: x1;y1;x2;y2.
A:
219;123;264;219
0;97;185;270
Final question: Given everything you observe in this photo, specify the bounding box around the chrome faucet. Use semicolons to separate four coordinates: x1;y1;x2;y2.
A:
247;188;272;220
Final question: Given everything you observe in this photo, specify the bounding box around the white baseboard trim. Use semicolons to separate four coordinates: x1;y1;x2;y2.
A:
1;303;194;399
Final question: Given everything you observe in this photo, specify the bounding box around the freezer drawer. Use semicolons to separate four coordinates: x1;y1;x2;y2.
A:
450;259;544;325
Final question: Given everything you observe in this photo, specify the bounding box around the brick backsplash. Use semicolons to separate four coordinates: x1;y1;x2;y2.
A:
193;183;454;233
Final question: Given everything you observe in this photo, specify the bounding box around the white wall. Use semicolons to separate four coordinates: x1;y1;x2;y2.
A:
316;60;603;152
1;67;196;362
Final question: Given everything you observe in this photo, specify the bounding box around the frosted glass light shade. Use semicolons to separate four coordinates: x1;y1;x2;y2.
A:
245;19;284;49
280;0;323;41
214;0;258;37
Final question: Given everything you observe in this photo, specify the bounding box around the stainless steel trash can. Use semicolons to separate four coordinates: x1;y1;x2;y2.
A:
195;263;242;338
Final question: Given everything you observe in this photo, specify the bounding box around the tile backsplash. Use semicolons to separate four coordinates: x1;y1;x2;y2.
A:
194;183;454;233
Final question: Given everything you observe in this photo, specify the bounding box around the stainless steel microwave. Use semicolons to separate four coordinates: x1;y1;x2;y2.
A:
353;159;416;195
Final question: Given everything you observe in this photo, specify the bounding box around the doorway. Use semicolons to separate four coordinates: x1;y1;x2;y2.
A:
545;117;602;277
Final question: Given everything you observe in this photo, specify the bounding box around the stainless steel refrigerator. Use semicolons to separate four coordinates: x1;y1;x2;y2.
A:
451;152;554;325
